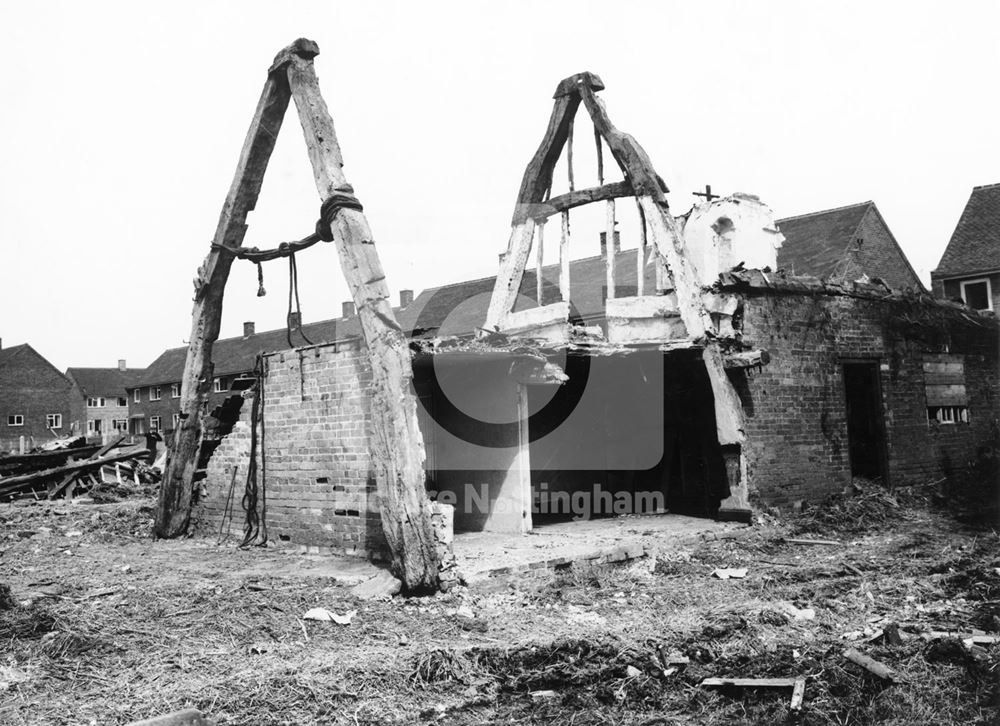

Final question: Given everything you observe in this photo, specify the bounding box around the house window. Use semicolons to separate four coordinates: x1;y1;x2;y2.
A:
150;386;161;401
117;397;128;407
46;414;62;429
150;416;161;433
172;413;180;430
928;405;969;425
133;389;140;404
7;415;23;426
960;278;992;311
112;419;128;431
87;419;95;434
214;377;225;393
923;354;969;425
171;383;181;398
87;397;106;408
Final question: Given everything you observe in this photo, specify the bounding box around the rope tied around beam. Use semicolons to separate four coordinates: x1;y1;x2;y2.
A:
211;185;364;261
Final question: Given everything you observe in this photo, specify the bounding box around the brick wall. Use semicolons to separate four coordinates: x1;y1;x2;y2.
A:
192;341;386;557
0;346;85;452
838;207;923;291
738;291;999;506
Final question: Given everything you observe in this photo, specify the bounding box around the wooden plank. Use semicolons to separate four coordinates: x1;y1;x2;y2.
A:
700;677;799;688
284;47;439;589
790;678;806;711
636;198;646;296
155;48;293;539
49;435;125;498
785;537;843;546
1;447;148;495
842;648;896;681
723;350;771;369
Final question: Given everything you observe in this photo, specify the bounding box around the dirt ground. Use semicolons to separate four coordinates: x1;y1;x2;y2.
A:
1;486;998;725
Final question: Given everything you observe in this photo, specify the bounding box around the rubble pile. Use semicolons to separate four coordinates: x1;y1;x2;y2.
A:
0;435;158;502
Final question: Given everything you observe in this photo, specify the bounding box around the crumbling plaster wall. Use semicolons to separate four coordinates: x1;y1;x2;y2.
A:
737;291;999;507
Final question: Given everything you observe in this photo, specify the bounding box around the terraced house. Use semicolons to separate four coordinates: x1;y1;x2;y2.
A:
65;360;144;443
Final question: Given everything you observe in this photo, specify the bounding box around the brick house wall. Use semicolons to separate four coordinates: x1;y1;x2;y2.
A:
0;346;85;452
193;341;385;557
933;273;1000;313
128;375;243;436
840;206;924;291
737;290;999;507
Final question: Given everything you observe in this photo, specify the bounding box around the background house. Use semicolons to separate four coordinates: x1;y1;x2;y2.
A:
65;360;145;443
931;183;1000;312
0;340;85;452
125;300;413;438
776;201;923;291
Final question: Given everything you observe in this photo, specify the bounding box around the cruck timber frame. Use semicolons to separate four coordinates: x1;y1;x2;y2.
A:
482;72;750;519
154;39;440;589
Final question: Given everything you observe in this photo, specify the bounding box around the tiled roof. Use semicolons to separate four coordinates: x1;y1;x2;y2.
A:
0;344;68;382
776;202;871;279
65;367;146;397
933;183;1000;278
398;249;656;338
0;344;28;367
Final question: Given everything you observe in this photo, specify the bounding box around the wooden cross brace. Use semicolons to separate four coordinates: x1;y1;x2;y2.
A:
154;39;440;590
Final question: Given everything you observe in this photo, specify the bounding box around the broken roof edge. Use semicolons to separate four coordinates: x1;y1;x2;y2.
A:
717;268;999;324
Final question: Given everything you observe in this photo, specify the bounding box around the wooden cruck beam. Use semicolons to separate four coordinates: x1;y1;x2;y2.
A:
155;39;440;589
483;72;751;520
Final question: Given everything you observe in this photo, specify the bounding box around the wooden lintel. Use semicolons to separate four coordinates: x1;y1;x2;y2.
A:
723;349;771;369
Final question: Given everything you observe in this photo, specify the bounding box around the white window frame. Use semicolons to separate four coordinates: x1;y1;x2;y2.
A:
214;377;225;393
87;397;106;408
150;416;161;433
87;419;95;434
46;413;62;429
171;383;181;398
959;277;993;311
150;386;161;401
117;396;128;407
133;388;140;404
112;419;128;432
172;413;180;429
927;405;970;425
7;414;24;426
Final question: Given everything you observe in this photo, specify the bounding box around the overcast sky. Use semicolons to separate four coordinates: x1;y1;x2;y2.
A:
1;1;997;371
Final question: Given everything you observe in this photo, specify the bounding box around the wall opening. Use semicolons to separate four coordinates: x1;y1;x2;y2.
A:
843;361;887;483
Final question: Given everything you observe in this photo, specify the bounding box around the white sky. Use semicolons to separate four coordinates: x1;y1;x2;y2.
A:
1;1;997;371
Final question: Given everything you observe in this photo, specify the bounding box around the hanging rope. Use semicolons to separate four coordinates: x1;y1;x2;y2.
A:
286;252;314;349
256;262;266;297
240;354;268;548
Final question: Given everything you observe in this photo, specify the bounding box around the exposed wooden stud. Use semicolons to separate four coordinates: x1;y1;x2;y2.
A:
560;210;571;302
566;115;575;192
284;47;439;590
595;126;604;185
155;56;292;539
605;199;616;300
635;198;647;296
536;222;545;304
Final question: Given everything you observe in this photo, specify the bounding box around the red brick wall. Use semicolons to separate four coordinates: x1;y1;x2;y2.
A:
738;291;999;507
0;347;85;452
838;207;923;291
192;341;386;557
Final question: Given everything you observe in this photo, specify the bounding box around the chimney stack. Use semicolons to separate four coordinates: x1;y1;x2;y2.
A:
118;359;126;372
342;301;356;318
599;230;621;256
287;311;302;329
243;321;255;337
399;289;414;308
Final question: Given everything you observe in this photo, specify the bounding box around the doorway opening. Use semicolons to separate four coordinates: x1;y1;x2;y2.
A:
843;361;888;483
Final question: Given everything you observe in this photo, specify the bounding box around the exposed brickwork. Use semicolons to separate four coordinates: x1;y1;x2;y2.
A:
737;291;999;507
0;345;86;452
192;341;386;558
842;207;923;291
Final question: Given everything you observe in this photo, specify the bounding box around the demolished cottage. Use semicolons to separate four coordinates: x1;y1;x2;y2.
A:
176;63;998;570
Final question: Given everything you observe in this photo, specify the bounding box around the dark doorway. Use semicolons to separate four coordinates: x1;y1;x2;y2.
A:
843;362;887;482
